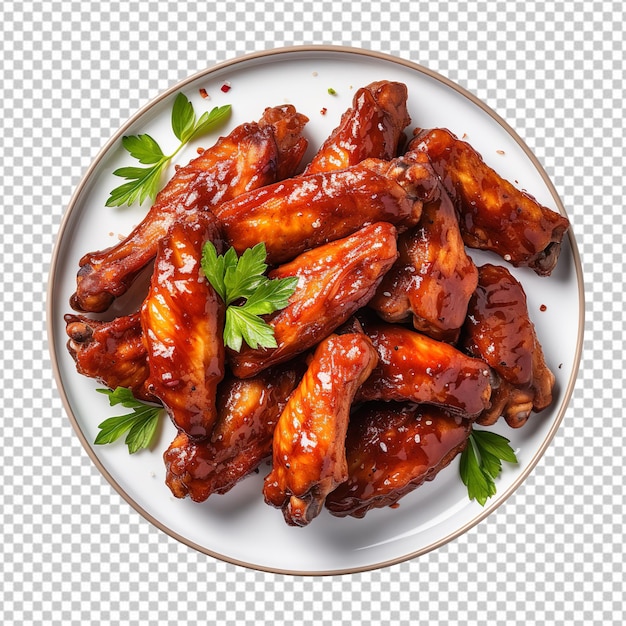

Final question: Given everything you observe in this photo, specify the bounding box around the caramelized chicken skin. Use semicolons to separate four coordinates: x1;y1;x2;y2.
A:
369;152;478;342
227;222;399;379
64;311;154;402
355;318;492;418
141;212;225;438
304;80;410;174
461;263;555;428
214;158;425;265
326;402;471;518
71;105;309;312
164;365;303;501
263;331;378;527
255;105;311;181
409;128;570;276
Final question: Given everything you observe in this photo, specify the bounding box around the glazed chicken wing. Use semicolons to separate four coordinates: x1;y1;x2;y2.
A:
227;222;399;379
303;80;410;174
64;311;153;402
408;128;570;276
355;318;491;419
71;105;309;312
461;263;555;428
325;402;471;518
141;212;225;438
263;331;378;527
369;152;478;342
214;158;425;265
164;365;303;502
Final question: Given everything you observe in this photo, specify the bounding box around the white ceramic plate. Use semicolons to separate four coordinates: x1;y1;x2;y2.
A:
48;46;583;575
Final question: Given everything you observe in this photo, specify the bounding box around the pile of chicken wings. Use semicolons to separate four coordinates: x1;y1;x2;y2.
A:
65;80;569;526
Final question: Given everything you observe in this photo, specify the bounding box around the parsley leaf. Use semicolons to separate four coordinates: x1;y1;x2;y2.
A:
107;161;167;207
201;241;298;351
459;428;518;506
224;306;277;352
121;134;164;163
106;94;231;207
243;277;298;314
94;387;164;454
222;244;268;304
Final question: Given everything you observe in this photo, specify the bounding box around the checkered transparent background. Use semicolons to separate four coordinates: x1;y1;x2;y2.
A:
2;0;622;624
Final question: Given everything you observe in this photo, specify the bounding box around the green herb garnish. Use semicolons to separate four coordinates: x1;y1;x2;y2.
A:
94;387;163;454
106;93;231;207
459;429;518;506
201;241;298;352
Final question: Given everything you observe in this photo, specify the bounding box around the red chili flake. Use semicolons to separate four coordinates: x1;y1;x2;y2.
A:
220;81;231;93
199;88;209;99
196;147;205;155
462;133;468;139
389;502;401;509
320;107;327;115
540;304;547;312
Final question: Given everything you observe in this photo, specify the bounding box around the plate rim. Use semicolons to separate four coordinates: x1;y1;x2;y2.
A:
46;44;585;576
